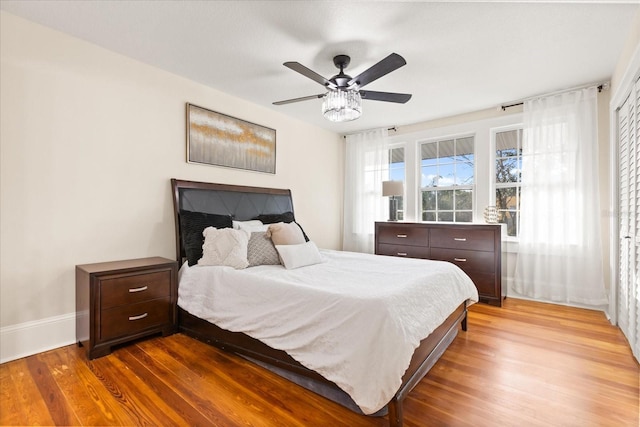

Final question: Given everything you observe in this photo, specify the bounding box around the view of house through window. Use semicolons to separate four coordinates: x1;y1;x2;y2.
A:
495;128;522;237
389;147;405;220
420;136;474;222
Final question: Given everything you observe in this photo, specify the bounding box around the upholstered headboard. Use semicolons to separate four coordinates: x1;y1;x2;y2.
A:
170;179;295;262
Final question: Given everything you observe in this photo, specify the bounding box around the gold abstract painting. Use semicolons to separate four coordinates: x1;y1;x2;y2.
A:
187;103;276;173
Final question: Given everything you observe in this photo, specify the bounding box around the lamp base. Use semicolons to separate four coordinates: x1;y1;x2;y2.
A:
388;197;398;221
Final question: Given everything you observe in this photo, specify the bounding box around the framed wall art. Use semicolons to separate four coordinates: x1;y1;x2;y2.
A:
186;103;276;174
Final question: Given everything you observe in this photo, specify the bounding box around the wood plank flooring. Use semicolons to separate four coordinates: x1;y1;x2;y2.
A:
1;298;638;426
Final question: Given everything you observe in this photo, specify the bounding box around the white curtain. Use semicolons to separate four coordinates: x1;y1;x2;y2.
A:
514;87;608;306
343;128;389;253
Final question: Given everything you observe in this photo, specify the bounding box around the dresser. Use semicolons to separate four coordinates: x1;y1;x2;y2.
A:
76;257;178;359
375;222;503;306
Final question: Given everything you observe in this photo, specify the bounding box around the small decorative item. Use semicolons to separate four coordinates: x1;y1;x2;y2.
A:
187;103;276;174
484;206;499;223
382;181;404;221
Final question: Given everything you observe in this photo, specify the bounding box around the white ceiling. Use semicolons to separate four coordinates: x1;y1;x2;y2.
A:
1;1;638;134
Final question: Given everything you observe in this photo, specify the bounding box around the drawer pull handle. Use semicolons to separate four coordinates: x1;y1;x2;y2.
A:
397;252;408;256
454;258;467;262
397;234;408;238
128;313;148;321
129;285;148;293
454;238;467;242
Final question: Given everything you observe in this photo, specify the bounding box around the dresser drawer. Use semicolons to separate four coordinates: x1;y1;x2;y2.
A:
100;270;171;309
100;297;171;341
469;272;499;297
377;225;429;247
430;248;495;274
430;228;495;252
377;243;430;259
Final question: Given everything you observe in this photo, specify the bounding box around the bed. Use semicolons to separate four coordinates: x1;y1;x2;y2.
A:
170;178;478;427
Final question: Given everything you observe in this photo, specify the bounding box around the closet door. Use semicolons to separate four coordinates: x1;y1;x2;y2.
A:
617;76;640;360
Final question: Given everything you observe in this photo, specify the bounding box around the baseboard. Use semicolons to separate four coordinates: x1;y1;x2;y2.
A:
0;312;76;364
505;278;608;313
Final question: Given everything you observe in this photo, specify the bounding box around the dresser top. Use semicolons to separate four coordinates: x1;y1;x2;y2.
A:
76;257;176;274
375;221;502;229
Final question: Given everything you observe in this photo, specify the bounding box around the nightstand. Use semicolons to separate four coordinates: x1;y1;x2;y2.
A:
76;257;178;359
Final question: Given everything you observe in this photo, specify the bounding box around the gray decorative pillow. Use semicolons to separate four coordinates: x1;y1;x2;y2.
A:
247;232;280;267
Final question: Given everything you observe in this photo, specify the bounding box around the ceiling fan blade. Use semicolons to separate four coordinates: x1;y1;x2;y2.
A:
273;94;325;105
283;62;337;89
360;90;412;103
348;53;407;88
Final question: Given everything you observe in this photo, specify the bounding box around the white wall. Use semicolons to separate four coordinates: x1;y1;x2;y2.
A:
0;12;343;362
611;7;640;93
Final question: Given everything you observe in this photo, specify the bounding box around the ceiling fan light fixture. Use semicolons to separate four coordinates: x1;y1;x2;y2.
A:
275;53;409;122
322;89;362;122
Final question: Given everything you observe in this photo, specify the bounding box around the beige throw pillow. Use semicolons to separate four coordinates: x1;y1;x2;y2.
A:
266;222;305;246
198;227;250;269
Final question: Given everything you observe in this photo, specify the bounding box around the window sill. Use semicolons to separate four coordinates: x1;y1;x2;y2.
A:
502;238;519;253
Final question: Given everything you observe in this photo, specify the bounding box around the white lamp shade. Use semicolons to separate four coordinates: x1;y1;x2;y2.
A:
382;180;403;197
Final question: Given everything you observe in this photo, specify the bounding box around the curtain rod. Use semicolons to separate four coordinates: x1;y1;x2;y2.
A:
500;81;609;111
342;126;397;138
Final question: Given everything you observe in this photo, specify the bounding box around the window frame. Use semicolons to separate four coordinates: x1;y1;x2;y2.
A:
418;133;476;223
388;144;406;221
490;124;524;240
387;113;523;226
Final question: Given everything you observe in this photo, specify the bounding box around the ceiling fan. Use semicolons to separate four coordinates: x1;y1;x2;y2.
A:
273;53;412;122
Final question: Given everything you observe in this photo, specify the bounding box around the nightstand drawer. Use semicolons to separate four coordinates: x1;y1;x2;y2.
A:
430;228;495;251
100;297;171;341
430;248;495;273
377;225;429;247
100;271;171;309
377;243;430;259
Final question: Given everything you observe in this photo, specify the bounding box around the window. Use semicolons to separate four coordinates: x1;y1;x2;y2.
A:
420;136;474;222
495;128;522;237
389;147;405;220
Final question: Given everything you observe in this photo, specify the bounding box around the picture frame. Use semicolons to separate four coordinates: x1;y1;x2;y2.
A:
186;103;276;174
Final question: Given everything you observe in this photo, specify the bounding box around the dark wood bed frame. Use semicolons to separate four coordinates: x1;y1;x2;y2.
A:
170;178;468;427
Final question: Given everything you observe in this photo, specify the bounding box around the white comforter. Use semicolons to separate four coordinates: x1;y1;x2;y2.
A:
178;249;478;414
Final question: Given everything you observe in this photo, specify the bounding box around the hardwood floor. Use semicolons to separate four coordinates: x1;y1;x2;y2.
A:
1;298;638;426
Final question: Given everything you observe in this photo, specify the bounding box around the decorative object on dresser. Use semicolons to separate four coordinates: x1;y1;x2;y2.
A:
76;257;178;359
375;222;503;306
483;206;499;224
382;180;404;221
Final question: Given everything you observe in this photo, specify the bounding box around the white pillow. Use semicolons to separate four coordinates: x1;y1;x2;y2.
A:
198;227;250;269
275;241;323;270
233;220;269;232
